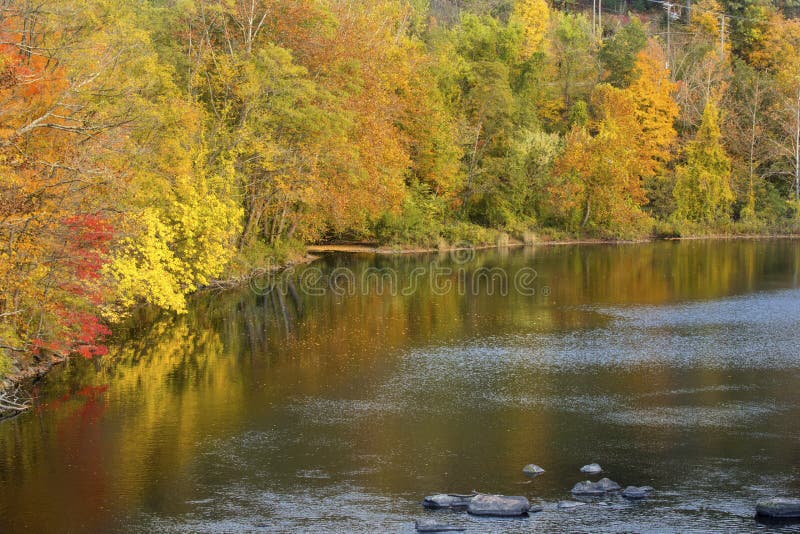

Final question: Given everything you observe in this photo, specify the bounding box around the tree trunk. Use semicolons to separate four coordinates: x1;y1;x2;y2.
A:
581;197;591;228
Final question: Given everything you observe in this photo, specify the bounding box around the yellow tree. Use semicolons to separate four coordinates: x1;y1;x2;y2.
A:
552;84;649;235
690;0;725;43
626;40;679;215
627;40;680;176
513;0;551;59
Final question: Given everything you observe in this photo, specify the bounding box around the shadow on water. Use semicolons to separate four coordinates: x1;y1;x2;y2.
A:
1;240;800;532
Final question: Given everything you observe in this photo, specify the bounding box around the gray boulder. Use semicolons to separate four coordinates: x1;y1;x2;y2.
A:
621;486;653;500
557;500;588;509
571;478;621;496
580;463;603;474
522;464;546;477
756;498;800;519
415;519;465;532
467;494;531;517
422;493;475;509
571;481;605;496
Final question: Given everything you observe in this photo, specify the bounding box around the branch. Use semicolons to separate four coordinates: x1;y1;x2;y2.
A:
0;387;31;413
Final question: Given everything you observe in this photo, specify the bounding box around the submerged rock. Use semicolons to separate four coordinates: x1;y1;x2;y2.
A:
756;498;800;519
415;519;465;532
621;486;654;500
467;494;531;517
580;463;603;474
422;493;475;509
558;500;588;510
571;478;621;496
522;464;546;477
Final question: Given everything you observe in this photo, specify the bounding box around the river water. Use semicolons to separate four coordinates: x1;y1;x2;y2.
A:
2;240;800;533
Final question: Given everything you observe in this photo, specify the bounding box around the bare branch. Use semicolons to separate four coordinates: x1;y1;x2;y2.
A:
0;387;31;414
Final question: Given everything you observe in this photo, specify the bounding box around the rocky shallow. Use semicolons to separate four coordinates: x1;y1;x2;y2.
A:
416;463;800;531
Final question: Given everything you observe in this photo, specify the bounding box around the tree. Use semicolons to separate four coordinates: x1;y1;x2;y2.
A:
765;17;800;205
672;0;732;129
0;0;167;357
724;60;775;220
599;16;648;87
545;12;598;123
626;40;680;216
444;14;520;224
106;103;243;315
723;0;775;61
673;101;735;223
552;84;650;235
513;0;550;59
628;40;680;174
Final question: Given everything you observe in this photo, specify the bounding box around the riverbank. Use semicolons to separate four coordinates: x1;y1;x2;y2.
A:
307;232;800;255
0;350;65;418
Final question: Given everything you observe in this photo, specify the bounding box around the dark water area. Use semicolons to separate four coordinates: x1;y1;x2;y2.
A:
3;240;800;532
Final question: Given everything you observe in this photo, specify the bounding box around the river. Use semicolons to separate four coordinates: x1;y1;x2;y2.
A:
2;240;800;532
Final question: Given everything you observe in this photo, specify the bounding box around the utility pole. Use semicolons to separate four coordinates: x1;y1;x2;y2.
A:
598;0;602;37
795;87;800;202
665;3;672;70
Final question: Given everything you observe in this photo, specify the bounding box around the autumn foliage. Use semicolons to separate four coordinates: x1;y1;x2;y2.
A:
2;0;800;375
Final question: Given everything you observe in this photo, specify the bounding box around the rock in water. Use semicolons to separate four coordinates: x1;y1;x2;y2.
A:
580;463;603;474
522;464;546;477
595;478;621;491
570;481;605;496
467;494;531;517
571;478;621;496
422;494;475;509
415;519;465;532
621;486;653;500
558;500;588;509
756;498;800;518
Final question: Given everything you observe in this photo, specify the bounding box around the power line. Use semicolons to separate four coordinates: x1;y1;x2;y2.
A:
570;0;780;24
642;0;774;24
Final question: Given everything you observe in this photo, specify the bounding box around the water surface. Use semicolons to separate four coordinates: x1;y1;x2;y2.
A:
2;240;800;532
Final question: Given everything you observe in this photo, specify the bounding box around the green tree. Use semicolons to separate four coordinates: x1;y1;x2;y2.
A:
598;16;648;87
545;12;597;124
673;101;735;223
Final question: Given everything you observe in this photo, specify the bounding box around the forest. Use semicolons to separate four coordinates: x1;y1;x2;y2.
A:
1;0;800;376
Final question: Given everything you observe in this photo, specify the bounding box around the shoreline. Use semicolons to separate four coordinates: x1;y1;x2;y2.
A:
0;351;66;419
306;233;800;255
